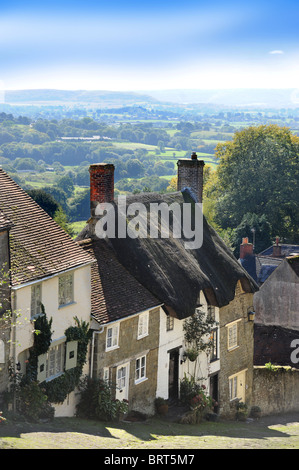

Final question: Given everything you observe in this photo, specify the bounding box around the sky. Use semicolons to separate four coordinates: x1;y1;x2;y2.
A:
0;0;299;91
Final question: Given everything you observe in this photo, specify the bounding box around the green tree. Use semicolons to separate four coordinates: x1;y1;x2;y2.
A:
26;189;60;218
214;125;299;243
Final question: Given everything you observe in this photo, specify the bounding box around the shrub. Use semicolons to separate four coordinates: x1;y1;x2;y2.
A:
77;376;128;421
17;381;54;422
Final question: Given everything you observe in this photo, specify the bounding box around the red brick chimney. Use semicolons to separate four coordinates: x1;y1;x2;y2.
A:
239;237;254;259
177;152;205;203
272;236;282;257
89;163;114;217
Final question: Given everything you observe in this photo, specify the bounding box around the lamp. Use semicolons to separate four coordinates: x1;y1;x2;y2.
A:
180;352;187;365
248;310;255;322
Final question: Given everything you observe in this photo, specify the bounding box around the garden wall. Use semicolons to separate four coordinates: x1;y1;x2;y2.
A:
252;366;299;416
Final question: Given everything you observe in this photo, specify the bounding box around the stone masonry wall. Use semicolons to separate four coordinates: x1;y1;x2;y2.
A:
93;307;160;415
252;366;299;416
218;282;254;418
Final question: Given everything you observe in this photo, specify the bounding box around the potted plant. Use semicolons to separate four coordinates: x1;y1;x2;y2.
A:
155;397;168;415
185;348;198;362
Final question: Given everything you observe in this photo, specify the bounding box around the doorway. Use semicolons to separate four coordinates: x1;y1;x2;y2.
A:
168;348;180;401
115;362;130;401
209;373;219;413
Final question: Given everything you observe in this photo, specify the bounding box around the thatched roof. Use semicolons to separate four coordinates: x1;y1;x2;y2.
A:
77;189;258;319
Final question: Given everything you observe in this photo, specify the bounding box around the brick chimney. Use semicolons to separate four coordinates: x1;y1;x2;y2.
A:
177;152;205;203
272;236;282;257
239;237;254;259
89;163;114;217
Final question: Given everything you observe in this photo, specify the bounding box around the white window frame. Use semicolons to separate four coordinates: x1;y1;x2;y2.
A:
135;355;147;384
137;312;149;339
58;272;74;307
31;283;42;318
229;369;247;402
226;319;241;351
166;315;174;331
37;338;66;382
103;367;110;383
106;324;119;351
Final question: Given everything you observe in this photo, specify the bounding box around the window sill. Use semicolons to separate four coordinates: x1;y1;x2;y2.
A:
228;345;239;352
135;377;148;385
137;333;149;340
45;371;64;382
106;345;120;352
58;301;76;310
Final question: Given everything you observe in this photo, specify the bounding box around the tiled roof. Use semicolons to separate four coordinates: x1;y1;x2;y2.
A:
0;169;94;286
79;238;160;324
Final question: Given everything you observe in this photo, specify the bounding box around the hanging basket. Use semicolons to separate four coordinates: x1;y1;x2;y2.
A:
185;349;198;362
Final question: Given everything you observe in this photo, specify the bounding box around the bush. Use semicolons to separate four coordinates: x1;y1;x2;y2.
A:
77;376;128;421
17;381;54;422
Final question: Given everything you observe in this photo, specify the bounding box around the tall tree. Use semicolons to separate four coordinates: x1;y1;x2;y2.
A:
214;125;299;244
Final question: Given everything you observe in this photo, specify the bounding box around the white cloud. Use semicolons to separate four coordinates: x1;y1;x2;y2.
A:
269;50;284;54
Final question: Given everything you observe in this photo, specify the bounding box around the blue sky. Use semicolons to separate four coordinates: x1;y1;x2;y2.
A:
0;0;298;90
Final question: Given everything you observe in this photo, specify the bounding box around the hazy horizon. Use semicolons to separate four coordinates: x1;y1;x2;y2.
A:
1;0;299;92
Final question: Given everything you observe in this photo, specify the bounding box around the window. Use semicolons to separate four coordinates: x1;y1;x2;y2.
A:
135;355;146;383
229;370;246;402
210;328;218;361
37;339;78;382
137;312;149;339
103;367;110;383
226;320;241;350
58;273;74;307
166;315;174;331
31;284;42;317
106;324;119;351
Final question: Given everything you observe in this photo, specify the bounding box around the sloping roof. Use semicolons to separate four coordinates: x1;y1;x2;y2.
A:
79;238;160;324
0;169;94;286
287;255;299;277
77;189;258;320
259;244;299;257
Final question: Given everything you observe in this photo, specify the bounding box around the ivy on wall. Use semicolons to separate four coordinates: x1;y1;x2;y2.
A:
24;312;91;405
44;316;91;404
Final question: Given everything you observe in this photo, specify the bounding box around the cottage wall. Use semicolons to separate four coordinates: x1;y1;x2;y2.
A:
218;281;254;418
12;264;92;417
93;306;161;415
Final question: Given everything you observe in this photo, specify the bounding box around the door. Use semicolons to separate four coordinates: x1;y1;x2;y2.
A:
209;373;219;413
116;362;130;401
168;348;179;401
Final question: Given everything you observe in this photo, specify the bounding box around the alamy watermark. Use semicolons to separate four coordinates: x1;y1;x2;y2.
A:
94;195;203;250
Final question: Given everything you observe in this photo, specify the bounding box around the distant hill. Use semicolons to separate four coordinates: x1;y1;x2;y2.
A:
144;88;299;108
3;89;160;107
3;88;299;109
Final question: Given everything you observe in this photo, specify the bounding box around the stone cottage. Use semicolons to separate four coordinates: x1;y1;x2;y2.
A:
76;153;258;417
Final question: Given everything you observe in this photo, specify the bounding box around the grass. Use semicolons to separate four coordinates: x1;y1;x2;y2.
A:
1;413;299;449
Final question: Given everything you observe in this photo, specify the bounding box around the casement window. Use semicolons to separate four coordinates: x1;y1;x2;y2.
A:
229;370;246;402
135;355;146;384
31;284;42;317
166;315;174;331
210;328;218;361
58;273;74;307
37;338;78;382
103;367;110;383
226;319;241;350
106;324;119;351
137;312;149;339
